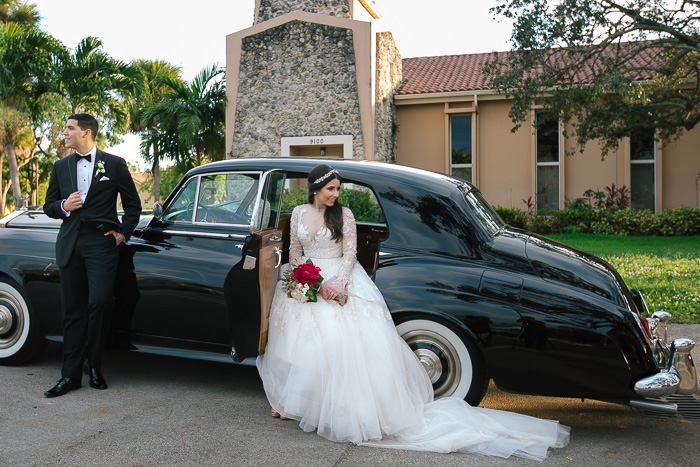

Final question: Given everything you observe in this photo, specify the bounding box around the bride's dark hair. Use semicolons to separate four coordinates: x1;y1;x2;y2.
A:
307;164;343;241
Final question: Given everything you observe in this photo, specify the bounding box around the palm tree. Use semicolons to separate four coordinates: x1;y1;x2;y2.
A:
127;59;183;203
0;0;40;26
142;65;226;170
53;36;139;154
0;17;60;211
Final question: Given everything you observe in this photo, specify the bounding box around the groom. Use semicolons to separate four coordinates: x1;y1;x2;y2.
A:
43;113;142;397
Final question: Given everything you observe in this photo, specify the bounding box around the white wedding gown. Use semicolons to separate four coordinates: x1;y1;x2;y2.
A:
257;205;569;461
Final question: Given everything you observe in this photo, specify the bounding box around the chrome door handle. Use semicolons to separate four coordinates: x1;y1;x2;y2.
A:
274;247;282;269
270;235;282;242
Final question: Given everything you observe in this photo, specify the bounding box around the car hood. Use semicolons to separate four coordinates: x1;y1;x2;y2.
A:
522;232;627;305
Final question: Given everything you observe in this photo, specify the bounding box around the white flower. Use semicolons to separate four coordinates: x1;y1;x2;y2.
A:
95;160;106;178
291;290;308;303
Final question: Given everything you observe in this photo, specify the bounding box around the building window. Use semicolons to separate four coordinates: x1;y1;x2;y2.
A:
450;114;472;182
535;111;560;212
630;131;656;211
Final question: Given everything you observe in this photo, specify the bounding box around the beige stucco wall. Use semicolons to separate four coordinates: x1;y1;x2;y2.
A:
477;98;532;209
563;123;619;205
662;130;700;209
395;102;446;173
396;95;700;211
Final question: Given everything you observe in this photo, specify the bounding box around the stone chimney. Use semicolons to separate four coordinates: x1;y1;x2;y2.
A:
227;0;400;162
255;0;351;24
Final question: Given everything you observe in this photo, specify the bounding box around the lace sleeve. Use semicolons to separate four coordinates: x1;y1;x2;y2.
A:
337;207;357;287
288;206;303;265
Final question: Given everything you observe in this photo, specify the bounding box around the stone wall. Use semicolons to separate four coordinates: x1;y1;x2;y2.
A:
231;20;364;159
257;0;351;23
374;31;402;163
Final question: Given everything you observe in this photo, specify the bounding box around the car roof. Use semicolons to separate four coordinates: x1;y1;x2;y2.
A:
186;158;474;195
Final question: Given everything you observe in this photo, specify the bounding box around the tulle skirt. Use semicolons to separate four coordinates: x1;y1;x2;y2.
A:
256;257;570;461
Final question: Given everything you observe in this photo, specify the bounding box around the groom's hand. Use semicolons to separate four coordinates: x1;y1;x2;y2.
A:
62;191;82;211
105;230;125;246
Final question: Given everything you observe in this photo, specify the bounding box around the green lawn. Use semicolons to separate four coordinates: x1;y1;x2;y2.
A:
548;235;700;324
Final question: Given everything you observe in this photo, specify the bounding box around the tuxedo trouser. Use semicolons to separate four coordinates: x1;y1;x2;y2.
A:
59;226;119;379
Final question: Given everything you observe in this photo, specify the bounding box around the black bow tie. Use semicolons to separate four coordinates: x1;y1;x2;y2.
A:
76;153;91;162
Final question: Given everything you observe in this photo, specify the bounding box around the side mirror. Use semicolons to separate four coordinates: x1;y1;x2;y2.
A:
152;201;163;220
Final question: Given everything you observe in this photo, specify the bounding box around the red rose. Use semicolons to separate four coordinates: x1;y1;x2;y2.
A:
291;261;322;285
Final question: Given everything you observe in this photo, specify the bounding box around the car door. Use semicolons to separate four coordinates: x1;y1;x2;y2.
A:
225;169;286;362
118;171;271;356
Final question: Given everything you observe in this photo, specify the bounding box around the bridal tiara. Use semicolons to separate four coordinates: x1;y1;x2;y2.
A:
312;169;339;185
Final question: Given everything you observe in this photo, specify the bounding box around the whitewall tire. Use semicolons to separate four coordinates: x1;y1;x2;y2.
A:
0;279;44;364
396;317;488;405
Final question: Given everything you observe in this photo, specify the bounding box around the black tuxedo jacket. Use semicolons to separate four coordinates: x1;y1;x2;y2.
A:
43;149;143;267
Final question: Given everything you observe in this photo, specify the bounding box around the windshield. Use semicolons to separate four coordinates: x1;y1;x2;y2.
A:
459;185;504;238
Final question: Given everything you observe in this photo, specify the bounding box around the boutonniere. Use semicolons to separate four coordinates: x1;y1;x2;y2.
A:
95;160;106;178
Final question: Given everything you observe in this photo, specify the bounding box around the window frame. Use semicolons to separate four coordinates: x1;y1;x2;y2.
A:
629;131;657;212
534;110;562;212
449;113;473;183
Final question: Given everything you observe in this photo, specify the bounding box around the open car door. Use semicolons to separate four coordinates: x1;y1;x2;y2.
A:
225;169;285;362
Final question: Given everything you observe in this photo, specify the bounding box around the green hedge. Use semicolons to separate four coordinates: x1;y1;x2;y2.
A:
280;187;385;224
494;206;700;236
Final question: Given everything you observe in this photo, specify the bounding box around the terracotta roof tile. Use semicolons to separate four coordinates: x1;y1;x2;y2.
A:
398;42;667;96
398;52;502;95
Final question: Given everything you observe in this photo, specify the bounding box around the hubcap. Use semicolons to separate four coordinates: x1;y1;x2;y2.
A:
0;294;23;349
401;329;462;398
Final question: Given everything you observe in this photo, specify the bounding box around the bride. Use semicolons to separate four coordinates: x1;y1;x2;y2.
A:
256;164;570;461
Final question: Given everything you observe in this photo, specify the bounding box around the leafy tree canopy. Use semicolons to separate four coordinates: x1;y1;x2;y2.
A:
487;0;700;157
0;0;40;27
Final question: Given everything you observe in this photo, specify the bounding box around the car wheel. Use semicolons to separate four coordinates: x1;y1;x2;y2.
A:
0;278;46;365
395;317;488;406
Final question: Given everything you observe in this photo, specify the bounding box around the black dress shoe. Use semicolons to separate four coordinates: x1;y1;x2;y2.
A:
44;377;81;398
88;368;108;390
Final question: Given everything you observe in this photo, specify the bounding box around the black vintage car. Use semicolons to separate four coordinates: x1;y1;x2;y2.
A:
0;158;696;414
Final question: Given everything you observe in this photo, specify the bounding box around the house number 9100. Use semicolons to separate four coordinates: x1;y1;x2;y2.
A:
310;138;324;144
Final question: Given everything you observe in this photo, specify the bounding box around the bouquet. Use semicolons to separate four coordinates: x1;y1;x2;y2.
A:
283;260;323;303
283;260;349;305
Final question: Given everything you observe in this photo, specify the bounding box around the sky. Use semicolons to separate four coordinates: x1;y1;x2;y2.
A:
31;0;514;168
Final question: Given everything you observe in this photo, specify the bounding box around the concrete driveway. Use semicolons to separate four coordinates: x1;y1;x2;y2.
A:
2;325;699;466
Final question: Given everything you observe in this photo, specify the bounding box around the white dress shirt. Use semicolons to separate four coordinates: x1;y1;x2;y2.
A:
62;147;97;216
76;147;97;202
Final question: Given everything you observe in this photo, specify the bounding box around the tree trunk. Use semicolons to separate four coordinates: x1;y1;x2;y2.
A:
153;156;160;203
1;182;10;217
31;158;38;207
5;136;23;210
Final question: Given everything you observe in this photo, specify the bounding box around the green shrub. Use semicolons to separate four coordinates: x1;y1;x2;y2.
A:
280;188;308;212
659;206;700;236
548;209;591;234
493;205;700;236
494;206;529;229
590;209;659;235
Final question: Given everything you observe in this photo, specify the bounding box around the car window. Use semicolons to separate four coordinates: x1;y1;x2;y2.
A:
254;170;285;232
196;173;260;225
460;186;504;237
280;177;386;225
163;177;198;222
163;173;262;225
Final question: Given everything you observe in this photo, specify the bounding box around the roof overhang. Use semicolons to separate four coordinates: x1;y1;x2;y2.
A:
395;89;507;105
358;0;380;19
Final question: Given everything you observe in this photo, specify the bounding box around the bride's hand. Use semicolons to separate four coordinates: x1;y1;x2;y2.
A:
320;279;347;306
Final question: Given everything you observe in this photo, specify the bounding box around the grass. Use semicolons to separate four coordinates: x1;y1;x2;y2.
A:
548;235;700;324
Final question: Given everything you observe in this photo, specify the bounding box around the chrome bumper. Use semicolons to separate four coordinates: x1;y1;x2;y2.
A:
633;311;698;398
